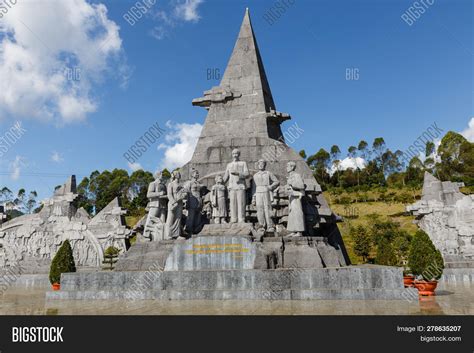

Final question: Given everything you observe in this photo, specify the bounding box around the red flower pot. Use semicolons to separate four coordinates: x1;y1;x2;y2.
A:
414;280;438;296
403;275;415;288
52;283;60;291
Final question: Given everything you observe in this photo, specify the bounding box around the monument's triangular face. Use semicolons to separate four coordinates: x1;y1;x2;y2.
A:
184;9;318;192
424;171;439;183
220;8;275;112
192;9;288;143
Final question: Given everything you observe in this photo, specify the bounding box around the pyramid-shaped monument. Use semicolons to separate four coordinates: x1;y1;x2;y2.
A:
46;11;421;301
183;9;312;184
182;9;340;235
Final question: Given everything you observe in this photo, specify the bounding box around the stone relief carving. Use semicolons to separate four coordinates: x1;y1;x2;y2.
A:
0;176;131;272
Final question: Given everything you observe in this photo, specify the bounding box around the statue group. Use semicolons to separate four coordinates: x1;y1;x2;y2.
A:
143;149;307;241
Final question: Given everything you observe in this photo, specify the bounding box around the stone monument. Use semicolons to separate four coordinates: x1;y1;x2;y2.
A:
143;172;168;241
48;9;415;300
184;169;205;235
407;172;474;281
252;159;279;234
223;148;249;224
210;175;228;224
164;171;187;240
0;176;132;272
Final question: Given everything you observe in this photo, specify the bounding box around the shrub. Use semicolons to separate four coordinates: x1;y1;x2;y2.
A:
102;246;121;270
49;239;76;284
350;225;372;263
375;237;397;266
408;230;444;281
392;230;412;268
395;192;412;204
370;219;411;267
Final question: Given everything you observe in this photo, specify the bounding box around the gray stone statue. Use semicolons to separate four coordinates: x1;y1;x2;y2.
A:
164;171;187;240
286;161;306;237
184;169;204;235
223;148;249;223
210;174;228;224
252;159;279;232
144;172;168;241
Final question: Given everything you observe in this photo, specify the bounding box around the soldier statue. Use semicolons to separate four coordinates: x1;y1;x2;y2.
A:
184;169;204;235
143;172;168;241
252;159;279;232
223;149;249;224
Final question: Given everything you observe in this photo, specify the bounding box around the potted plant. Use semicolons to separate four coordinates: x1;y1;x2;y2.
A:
408;230;444;296
402;270;415;288
49;239;77;290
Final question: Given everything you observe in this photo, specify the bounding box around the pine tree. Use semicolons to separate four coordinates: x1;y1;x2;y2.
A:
49;240;76;284
408;230;444;281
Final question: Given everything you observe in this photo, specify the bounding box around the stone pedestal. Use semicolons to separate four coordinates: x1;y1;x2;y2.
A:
115;231;347;272
47;266;418;301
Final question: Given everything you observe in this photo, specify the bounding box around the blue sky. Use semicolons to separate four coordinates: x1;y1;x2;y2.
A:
0;0;472;201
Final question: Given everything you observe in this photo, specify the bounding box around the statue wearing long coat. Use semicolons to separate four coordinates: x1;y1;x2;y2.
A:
286;171;306;233
164;179;185;239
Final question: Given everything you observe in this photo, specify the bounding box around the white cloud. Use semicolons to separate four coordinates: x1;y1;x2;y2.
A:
149;0;204;40
330;157;366;175
9;156;25;181
461;117;474;142
51;151;64;163
0;0;125;124
158;121;202;170
174;0;203;22
128;162;143;172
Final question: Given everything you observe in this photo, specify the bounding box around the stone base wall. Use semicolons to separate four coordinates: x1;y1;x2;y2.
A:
46;266;416;301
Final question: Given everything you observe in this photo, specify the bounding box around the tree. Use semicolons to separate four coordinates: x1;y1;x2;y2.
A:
425;141;435;158
347;146;357;159
161;168;171;180
381;149;402;176
408;230;444;281
370;219;405;266
330;145;341;185
25;191;38;214
330;145;341;161
127;170;154;216
49;240;76;284
392;230;412;267
372;137;386;166
436;132;473;186
375;238;397;266
102;246;120;270
308;148;331;186
299;150;307;159
350;225;372;263
0;187;13;207
358;140;369;160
